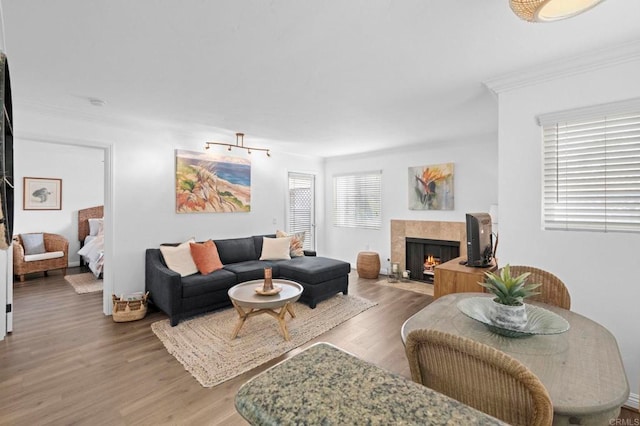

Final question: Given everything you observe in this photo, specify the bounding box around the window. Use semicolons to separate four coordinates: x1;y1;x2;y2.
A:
540;100;640;232
333;171;382;229
287;172;314;250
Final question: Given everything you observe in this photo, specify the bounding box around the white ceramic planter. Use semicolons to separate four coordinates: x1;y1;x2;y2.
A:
490;300;528;330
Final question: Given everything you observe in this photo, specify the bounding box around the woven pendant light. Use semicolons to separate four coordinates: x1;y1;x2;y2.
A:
510;0;606;22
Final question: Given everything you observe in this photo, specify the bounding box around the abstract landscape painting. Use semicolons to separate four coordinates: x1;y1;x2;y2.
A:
408;162;454;210
176;150;251;213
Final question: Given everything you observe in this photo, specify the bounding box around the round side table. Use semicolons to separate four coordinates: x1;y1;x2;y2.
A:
357;251;380;279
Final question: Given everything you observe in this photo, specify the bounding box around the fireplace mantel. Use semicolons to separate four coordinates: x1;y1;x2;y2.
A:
391;220;466;272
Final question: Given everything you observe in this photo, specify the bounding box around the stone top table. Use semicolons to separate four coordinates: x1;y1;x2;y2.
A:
235;342;507;425
401;293;630;426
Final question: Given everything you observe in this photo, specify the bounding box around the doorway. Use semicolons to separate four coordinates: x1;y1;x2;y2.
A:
1;138;112;339
287;172;315;250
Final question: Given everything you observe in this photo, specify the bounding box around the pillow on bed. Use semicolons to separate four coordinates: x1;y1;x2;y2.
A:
88;218;104;236
189;240;223;275
159;239;198;277
21;233;46;255
259;236;291;260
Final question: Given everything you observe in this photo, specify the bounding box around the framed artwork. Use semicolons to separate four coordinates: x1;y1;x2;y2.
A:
408;163;454;210
175;149;251;213
23;177;62;210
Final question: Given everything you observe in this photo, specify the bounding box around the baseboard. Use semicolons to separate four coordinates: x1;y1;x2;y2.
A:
625;392;639;411
68;260;81;268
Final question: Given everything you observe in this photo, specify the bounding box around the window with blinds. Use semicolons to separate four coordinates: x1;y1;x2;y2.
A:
288;173;314;250
541;104;640;232
333;171;382;230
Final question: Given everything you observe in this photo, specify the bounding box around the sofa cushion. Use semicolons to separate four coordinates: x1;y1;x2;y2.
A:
259;237;291;260
214;237;258;264
224;260;281;283
279;256;351;285
160;239;198;277
181;268;237;298
21;233;46;255
24;251;64;262
189;240;223;275
276;230;305;257
252;234;277;259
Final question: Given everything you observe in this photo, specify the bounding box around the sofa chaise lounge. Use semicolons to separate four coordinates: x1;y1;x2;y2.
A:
145;234;350;326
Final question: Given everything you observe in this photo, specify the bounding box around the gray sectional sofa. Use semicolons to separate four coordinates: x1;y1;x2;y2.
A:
145;234;351;326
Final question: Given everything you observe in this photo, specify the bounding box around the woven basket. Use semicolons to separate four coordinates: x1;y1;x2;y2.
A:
112;292;149;322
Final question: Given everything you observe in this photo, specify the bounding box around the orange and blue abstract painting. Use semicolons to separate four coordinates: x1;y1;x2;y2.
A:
176;149;251;213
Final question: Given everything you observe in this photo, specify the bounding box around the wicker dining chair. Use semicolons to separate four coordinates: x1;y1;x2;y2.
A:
405;329;553;426
500;265;571;310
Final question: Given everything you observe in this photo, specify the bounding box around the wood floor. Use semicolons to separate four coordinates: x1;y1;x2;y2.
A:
1;269;638;425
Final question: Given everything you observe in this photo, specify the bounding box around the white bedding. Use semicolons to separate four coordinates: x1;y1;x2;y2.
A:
78;234;104;277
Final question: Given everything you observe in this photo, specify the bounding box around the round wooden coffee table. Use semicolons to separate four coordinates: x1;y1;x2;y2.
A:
228;279;303;341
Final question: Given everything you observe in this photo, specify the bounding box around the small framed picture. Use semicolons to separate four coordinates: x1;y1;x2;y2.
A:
23;177;62;210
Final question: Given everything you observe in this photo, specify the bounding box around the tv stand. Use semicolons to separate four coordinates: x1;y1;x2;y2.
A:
459;258;494;268
434;256;497;299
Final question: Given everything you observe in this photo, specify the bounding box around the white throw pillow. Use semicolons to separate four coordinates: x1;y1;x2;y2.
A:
160;239;198;277
88;218;104;236
259;237;291;260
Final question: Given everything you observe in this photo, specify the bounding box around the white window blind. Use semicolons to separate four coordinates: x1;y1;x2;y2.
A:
288;173;314;250
542;107;640;232
333;171;382;230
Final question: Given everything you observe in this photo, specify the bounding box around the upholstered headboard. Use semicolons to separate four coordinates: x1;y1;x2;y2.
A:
78;205;103;242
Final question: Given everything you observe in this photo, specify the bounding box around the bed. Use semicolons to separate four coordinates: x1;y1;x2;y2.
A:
78;205;104;278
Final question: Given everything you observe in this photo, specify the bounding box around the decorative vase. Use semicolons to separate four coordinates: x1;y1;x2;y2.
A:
490;300;528;331
263;267;273;292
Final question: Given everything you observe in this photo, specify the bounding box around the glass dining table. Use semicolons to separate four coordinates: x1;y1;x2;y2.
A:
401;293;630;426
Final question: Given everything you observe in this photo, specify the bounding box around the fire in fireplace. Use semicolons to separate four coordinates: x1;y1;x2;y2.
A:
406;238;460;283
424;255;439;271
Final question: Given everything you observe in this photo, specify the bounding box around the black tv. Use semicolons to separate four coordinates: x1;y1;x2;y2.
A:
465;212;493;267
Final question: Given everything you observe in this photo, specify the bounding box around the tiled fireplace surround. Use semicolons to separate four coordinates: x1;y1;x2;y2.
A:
390;220;467;272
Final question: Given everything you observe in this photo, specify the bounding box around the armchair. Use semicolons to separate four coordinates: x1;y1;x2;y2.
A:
13;233;69;282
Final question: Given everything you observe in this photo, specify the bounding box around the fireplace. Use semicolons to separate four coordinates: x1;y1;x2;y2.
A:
405;237;460;283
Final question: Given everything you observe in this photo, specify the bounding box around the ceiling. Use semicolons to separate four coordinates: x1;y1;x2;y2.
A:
2;0;640;157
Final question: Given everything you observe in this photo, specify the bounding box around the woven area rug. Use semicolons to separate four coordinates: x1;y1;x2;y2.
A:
64;273;103;294
373;277;434;296
151;294;377;387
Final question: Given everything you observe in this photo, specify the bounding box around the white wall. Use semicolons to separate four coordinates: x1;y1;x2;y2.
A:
497;59;640;403
14;107;324;310
13;141;104;265
323;135;498;269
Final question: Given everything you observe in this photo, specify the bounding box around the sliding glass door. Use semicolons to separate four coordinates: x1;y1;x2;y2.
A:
287;172;315;250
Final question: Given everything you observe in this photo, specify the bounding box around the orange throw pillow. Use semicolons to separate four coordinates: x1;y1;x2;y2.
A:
189;240;223;275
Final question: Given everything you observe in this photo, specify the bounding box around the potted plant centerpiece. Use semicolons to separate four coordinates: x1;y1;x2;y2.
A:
479;265;541;331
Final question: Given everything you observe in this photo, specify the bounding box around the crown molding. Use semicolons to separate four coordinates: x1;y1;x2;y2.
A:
483;39;640;94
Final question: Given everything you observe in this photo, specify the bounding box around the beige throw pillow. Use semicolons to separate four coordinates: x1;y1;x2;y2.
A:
160;239;198;277
260;236;291;260
276;230;305;257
